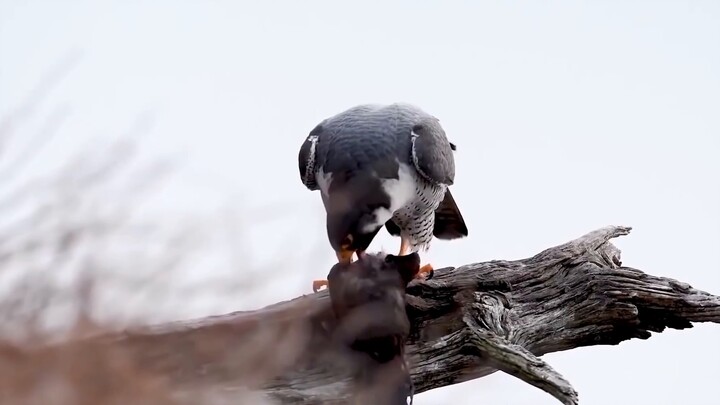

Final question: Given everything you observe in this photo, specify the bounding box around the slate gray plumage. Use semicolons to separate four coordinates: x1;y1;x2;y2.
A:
298;103;468;261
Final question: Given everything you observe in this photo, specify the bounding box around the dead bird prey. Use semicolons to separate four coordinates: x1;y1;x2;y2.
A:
327;251;424;405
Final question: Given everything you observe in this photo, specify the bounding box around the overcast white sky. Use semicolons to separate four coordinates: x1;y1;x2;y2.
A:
1;1;719;404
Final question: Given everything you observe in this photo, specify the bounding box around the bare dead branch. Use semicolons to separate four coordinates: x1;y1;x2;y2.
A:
13;225;716;404
0;49;83;150
462;314;578;405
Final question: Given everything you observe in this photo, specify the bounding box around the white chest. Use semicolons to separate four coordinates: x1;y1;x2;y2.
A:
357;163;416;232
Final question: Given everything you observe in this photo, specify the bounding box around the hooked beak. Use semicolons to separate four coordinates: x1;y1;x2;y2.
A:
336;248;354;263
336;235;354;264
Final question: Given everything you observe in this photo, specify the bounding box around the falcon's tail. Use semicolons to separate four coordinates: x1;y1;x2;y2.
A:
432;188;468;239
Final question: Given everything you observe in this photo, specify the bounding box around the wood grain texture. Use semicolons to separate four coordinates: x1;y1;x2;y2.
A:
43;226;720;404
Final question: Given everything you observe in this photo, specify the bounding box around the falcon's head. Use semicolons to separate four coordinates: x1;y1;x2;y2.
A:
325;199;385;262
319;166;396;263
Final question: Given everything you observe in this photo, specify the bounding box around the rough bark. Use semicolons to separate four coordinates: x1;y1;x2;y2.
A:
43;226;720;404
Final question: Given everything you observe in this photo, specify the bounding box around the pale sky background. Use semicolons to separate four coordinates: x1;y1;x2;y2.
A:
1;1;719;404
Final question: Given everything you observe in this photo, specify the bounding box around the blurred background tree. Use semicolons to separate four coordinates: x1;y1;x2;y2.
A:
0;55;282;404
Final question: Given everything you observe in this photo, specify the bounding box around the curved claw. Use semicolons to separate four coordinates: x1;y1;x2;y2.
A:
418;263;434;280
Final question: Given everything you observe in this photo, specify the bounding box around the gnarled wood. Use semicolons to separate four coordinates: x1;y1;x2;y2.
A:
35;226;720;404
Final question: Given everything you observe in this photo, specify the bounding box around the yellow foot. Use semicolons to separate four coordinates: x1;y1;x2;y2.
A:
313;279;328;292
417;263;434;280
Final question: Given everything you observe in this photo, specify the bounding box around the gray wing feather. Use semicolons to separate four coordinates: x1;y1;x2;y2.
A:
409;118;455;186
316;105;401;176
302;103;456;187
298;124;323;190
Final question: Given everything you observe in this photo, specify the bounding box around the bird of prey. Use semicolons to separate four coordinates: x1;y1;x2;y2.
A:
298;103;468;292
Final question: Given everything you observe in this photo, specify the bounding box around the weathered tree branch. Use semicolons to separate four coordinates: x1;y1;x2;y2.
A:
39;226;720;404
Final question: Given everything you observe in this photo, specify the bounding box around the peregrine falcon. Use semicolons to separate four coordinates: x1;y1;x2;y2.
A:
298;103;468;291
